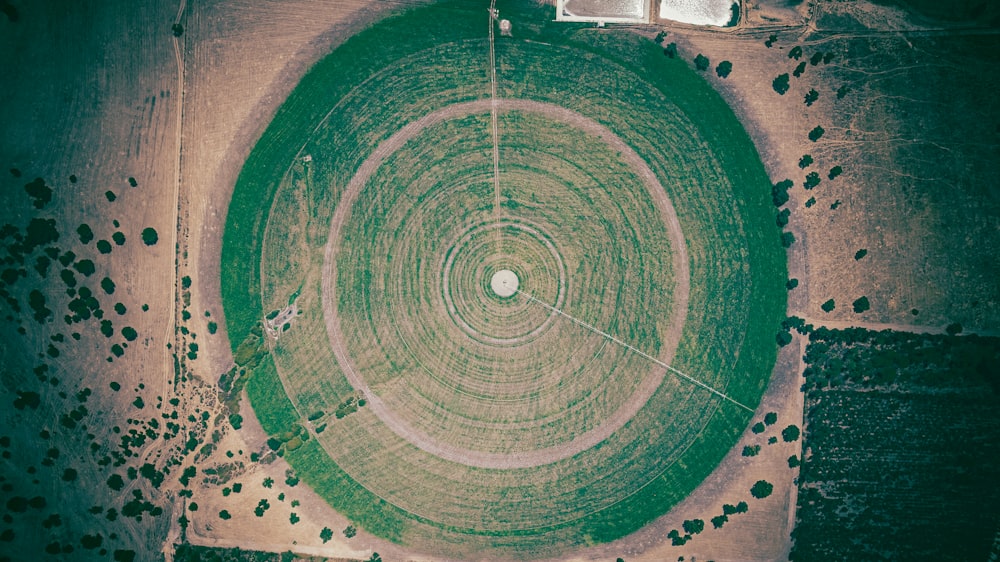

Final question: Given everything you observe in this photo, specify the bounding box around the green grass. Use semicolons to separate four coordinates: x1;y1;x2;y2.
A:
222;0;786;554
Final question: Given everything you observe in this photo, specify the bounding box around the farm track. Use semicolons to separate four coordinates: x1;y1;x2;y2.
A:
321;97;692;470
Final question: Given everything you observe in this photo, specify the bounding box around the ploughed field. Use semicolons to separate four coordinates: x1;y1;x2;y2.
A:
222;0;785;552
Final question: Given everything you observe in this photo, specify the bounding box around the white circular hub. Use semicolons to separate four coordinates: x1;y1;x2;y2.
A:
490;269;519;297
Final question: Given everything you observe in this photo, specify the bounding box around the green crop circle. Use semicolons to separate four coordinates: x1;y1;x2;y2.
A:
222;0;786;554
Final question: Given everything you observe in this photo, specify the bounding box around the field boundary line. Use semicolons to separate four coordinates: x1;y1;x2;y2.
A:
488;1;502;245
509;282;755;413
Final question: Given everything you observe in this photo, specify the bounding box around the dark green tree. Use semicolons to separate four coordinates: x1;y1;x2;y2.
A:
773;73;790;95
777;330;793;347
821;299;835;312
141;227;158;246
808;125;825;141
716;60;733;78
852;296;870;313
750;479;774;499
776;208;791;227
683;518;705;534
782;425;800;442
694;53;710;71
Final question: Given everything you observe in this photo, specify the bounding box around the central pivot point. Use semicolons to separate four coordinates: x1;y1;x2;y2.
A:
490;269;519;297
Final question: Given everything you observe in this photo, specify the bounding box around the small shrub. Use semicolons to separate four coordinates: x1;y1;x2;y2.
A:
219;510;231;520
821;299;835;313
792;61;806;77
716;60;732;78
828;165;843;179
854;248;867;260
742;445;761;457
808;125;825;142
798;154;813;169
693;53;710;71
803;171;821;189
852;296;870;313
788;46;802;59
344;525;357;538
786;278;799;290
804;89;819;106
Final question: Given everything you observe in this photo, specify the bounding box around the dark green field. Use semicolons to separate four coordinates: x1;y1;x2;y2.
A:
791;328;1000;561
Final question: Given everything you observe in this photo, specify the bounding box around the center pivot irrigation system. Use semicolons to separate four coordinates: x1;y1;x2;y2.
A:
222;0;786;554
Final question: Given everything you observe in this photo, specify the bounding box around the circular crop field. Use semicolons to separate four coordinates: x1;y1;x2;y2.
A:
222;0;786;554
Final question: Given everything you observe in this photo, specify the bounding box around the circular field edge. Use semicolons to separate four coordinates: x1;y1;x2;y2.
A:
221;0;787;550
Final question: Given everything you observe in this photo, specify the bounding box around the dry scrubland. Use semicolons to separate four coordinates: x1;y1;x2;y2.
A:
0;0;997;560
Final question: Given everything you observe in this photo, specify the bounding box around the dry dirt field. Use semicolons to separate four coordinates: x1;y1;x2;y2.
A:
1;0;996;560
